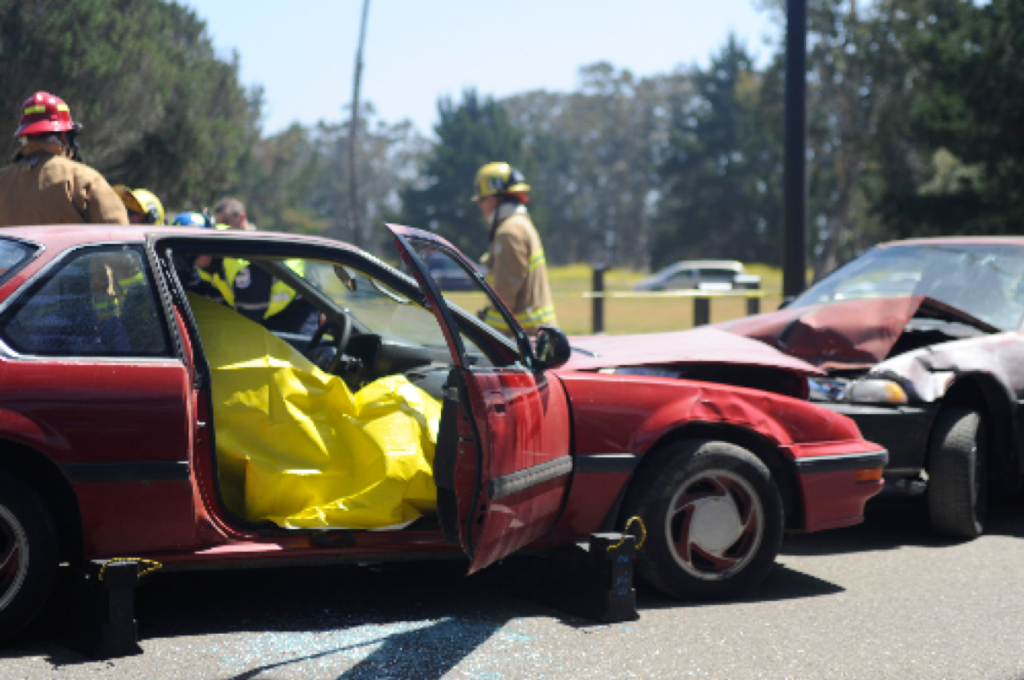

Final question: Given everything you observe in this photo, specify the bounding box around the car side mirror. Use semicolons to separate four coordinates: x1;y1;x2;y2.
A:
533;326;571;370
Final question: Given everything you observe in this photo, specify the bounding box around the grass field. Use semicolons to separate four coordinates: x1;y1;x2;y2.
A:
445;263;785;335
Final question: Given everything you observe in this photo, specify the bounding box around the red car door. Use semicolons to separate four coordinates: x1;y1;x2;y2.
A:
388;225;573;573
0;245;195;557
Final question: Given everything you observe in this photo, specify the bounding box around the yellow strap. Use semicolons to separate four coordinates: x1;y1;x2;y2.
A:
23;105;45;115
56;104;70;112
607;516;647;552
98;557;163;581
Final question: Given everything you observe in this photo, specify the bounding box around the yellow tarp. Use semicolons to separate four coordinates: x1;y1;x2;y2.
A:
187;293;440;529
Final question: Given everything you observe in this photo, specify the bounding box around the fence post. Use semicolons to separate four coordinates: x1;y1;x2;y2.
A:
592;264;608;334
693;297;711;326
734;274;762;316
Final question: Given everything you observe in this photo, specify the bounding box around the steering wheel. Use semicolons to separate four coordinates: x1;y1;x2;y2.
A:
305;314;352;374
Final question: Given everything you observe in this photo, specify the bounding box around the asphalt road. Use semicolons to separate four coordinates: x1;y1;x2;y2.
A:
3;490;1024;680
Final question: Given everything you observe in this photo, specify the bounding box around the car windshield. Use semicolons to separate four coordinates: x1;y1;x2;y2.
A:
297;260;500;364
791;243;1024;330
298;261;450;347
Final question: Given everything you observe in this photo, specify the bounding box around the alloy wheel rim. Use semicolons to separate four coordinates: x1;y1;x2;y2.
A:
0;504;29;611
666;469;764;581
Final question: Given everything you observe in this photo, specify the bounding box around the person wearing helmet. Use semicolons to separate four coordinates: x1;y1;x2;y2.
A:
0;91;128;227
171;211;214;229
473;162;556;336
198;197;317;334
114;186;165;225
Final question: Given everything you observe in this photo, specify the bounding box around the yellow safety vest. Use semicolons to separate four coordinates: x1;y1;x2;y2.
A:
199;257;305;320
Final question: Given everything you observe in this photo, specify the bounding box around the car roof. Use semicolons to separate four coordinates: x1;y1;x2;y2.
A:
659;260;745;272
878;236;1024;248
0;224;361;253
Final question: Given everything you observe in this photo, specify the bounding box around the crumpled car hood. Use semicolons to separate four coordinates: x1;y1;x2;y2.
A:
562;327;823;376
716;297;929;370
717;296;1001;371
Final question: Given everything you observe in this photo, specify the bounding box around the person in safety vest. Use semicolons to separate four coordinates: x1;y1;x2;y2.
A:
169;211;221;298
199;197;318;334
472;162;556;336
114;186;165;225
0;91;128;227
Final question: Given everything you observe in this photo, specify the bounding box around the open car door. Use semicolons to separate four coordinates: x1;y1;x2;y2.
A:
388;224;573;573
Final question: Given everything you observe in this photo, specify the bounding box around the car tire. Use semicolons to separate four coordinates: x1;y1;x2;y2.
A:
622;440;784;601
0;474;59;640
927;408;987;539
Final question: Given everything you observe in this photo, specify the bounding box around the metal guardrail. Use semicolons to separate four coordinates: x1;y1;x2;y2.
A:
582;266;773;332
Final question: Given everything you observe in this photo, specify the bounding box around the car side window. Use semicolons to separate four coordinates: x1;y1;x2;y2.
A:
0;247;171;358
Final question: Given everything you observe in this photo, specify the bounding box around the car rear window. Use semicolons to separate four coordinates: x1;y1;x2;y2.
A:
0;246;172;358
0;238;39;288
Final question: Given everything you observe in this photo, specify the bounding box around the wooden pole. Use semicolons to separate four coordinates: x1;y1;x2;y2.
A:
347;0;371;249
783;0;808;298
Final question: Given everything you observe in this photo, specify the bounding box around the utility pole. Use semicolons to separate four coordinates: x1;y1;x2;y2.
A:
347;0;371;250
783;0;808;298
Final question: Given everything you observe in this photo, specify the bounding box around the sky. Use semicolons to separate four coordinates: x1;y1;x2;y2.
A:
183;0;779;138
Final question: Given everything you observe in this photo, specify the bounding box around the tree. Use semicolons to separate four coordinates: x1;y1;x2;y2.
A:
656;37;783;268
757;0;932;277
505;63;689;268
0;0;259;208
878;0;1024;237
401;90;526;257
234;106;426;255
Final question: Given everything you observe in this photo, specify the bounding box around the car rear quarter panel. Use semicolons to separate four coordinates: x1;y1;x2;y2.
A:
0;358;197;556
553;372;882;537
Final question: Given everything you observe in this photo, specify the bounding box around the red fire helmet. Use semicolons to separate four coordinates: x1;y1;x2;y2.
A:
15;92;75;137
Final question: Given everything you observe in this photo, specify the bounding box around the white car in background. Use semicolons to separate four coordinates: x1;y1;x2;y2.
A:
634;260;757;292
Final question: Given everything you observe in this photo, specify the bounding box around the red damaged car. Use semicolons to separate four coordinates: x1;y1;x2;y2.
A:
0;224;885;635
721;237;1024;540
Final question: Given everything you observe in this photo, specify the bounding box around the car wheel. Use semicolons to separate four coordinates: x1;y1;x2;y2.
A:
0;475;59;639
622;440;784;600
927;408;987;539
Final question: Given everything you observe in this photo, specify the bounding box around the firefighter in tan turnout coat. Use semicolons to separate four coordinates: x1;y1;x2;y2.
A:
0;91;127;228
473;162;556;336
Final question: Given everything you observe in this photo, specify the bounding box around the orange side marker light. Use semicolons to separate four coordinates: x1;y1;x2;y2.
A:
854;467;884;483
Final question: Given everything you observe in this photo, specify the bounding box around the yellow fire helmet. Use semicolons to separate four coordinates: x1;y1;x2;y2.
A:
471;162;530;202
114;185;165;225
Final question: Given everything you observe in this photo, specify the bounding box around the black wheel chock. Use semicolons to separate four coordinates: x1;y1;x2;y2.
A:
51;560;144;659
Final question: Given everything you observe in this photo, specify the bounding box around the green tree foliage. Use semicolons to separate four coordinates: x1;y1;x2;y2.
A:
232;124;327;235
0;0;258;208
878;0;1024;237
401;89;526;257
231;105;425;257
758;0;929;278
656;37;782;268
505;63;688;268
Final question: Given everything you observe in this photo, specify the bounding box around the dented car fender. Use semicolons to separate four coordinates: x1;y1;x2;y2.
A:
868;332;1024;405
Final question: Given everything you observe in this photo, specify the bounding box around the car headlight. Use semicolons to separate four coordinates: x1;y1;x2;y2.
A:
808;377;850;401
848;379;909;405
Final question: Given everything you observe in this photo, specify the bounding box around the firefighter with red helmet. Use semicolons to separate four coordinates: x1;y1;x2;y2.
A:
0;91;128;227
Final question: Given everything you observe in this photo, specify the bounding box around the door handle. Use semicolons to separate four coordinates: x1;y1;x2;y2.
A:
488;391;506;416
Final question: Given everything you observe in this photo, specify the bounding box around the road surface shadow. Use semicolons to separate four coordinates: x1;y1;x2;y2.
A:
0;558;626;673
0;547;845;672
781;488;1024;557
634;563;844;611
